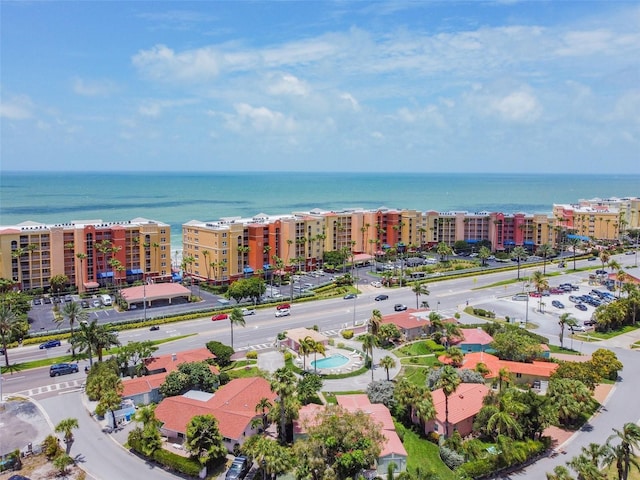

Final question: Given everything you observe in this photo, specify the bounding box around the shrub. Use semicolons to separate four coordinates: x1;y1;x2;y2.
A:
457;458;496;477
206;341;234;367
439;445;465;470
424;339;445;352
246;350;258;360
283;351;294;361
342;330;354;339
426;431;440;444
42;434;62;460
152;448;203;476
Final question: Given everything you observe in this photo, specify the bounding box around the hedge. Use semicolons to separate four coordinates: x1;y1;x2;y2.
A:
152;448;202;477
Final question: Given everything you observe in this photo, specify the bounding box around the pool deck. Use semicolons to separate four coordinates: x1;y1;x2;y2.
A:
298;347;365;375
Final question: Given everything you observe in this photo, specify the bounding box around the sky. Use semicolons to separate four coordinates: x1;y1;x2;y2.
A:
1;1;639;174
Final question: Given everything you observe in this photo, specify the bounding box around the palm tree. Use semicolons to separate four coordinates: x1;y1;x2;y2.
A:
600;251;611;273
55;418;79;454
269;368;297;444
536;243;555;274
511;246;528;280
76;252;87;290
361;333;380;382
444;346;464;367
568;453;606;480
558;313;577;349
606;422;640;480
368;309;382;336
229;308;246;349
497;367;512;392
72;319;99;367
567;237;582;270
255;397;272;431
436;365;461;438
411;282;430;309
546;465;575;480
478;245;491;266
0;305;20;366
94;323;120;362
379;355;397;381
298;336;315;371
58;301;88;357
202;250;210;282
10;246;27;288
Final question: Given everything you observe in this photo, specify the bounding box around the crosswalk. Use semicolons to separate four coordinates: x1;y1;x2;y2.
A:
15;378;85;398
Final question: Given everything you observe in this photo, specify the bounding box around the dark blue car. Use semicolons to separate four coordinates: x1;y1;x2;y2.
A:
39;339;61;349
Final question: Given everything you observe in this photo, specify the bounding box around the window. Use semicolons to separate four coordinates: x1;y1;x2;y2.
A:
516;373;522;378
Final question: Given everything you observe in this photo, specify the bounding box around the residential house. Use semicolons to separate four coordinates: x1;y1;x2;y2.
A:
294;394;407;475
451;328;494;353
122;347;217;406
280;327;328;353
423;383;490;438
154;377;277;452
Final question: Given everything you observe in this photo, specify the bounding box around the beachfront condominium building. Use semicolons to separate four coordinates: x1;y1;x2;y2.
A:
553;204;623;241
0;218;171;293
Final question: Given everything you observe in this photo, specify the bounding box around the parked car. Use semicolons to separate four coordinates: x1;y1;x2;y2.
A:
211;313;229;321
529;292;542;298
33;298;42;306
568;295;580;303
584;319;597;326
394;304;407;311
149;325;160;331
575;303;588;311
80;300;90;308
92;299;101;308
551;300;565;309
595;269;607;275
276;303;291;310
226;456;251;480
512;293;528;301
49;363;79;377
64;294;72;302
343;293;357;300
549;288;563;295
569;324;587;333
39;339;61;349
241;308;255;316
374;294;389;301
370;281;382;288
275;308;290;318
588;257;598;261
43;297;52;304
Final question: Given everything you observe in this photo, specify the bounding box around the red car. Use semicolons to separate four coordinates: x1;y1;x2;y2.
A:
529;292;542;298
276;303;291;310
211;313;229;321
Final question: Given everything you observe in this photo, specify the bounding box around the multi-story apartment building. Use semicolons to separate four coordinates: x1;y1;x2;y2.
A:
553;204;621;241
0;218;171;293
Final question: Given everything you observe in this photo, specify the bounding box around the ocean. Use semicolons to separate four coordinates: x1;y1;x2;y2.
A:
1;171;639;252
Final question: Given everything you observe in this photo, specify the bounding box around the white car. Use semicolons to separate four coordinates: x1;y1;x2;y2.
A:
241;308;255;316
370;281;382;288
275;309;290;318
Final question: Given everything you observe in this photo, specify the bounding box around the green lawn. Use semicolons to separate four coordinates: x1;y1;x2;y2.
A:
586;324;640;340
401;366;430;387
394;342;436;357
402;427;456;479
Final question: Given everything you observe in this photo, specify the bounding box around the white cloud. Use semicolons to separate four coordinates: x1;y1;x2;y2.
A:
266;73;309;97
72;77;117;96
340;93;360;111
225;103;296;133
132;44;222;82
490;90;542;123
137;98;199;117
0;94;33;119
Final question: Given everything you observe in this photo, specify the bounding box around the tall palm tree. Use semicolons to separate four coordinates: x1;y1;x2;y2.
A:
536;243;555;274
478;245;491;266
568;453;606;480
269;368;297;444
298;336;315;371
379;355;397;381
10;246;27;289
558;313;577;349
606;422;640;480
546;465;575;480
229;308;246;349
511;246;528;280
255;397;272;431
0;305;20;366
436;365;461;438
94;323;121;362
72;319;99;367
55;418;79;454
58;301;88;357
567;237;582;271
76;252;87;290
411;282;430;309
368;309;382;336
361;333;380;382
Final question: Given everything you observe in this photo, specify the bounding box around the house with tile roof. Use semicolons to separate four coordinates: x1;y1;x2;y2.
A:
423;383;490;438
451;328;494;353
122;347;218;406
381;309;459;341
281;327;329;353
294;394;407;475
439;352;559;388
154;376;277;452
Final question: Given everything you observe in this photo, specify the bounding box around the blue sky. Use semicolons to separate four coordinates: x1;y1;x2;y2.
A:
1;1;639;174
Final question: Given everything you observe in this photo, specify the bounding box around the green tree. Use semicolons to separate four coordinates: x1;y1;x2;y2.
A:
435;365;461;438
546;465;575;480
292;405;385;480
436;241;453;262
269;367;297;444
0;304;24;366
536;243;555;275
160;361;219;397
58;301;88;357
567;237;582;270
93;323;120;362
55;418;79;454
361;333;380;382
558;313;577;349
491;328;544;362
49;274;69;298
241;435;294;480
206;341;234;367
71;318;99;366
568;453;606;480
511;246;528;280
255;397;272;431
229;307;246;349
115;340;158;377
379;355;397;381
606;422;640;480
129;404;163;456
486;389;526;440
478;246;491;267
53;453;74;475
185;414;227;468
590;349;623;381
411;282;430;309
547;378;597;427
368;309;383;336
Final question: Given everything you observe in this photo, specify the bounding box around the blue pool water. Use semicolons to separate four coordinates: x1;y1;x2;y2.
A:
311;353;349;369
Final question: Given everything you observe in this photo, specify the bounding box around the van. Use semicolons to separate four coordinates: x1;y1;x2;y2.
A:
100;294;112;306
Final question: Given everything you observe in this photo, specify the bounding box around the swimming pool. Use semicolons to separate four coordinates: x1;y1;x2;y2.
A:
311;353;349;370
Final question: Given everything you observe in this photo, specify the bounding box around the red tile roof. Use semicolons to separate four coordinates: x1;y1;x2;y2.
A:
144;347;217;374
447;352;558;378
454;328;493;346
155;377;277;441
382;310;457;330
122;373;167;397
431;383;490;425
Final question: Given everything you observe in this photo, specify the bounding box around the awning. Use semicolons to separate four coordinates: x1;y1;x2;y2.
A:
243;267;254;274
504;241;515;246
524;241;535;245
466;239;479;244
83;282;99;289
127;268;143;275
97;271;114;279
382;244;391;249
172;272;182;281
263;264;271;270
567;234;590;241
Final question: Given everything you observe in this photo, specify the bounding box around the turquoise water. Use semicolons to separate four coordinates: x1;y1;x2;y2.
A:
311;353;349;369
1;171;638;252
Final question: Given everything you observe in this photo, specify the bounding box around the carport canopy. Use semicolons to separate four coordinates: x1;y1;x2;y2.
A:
120;283;191;306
